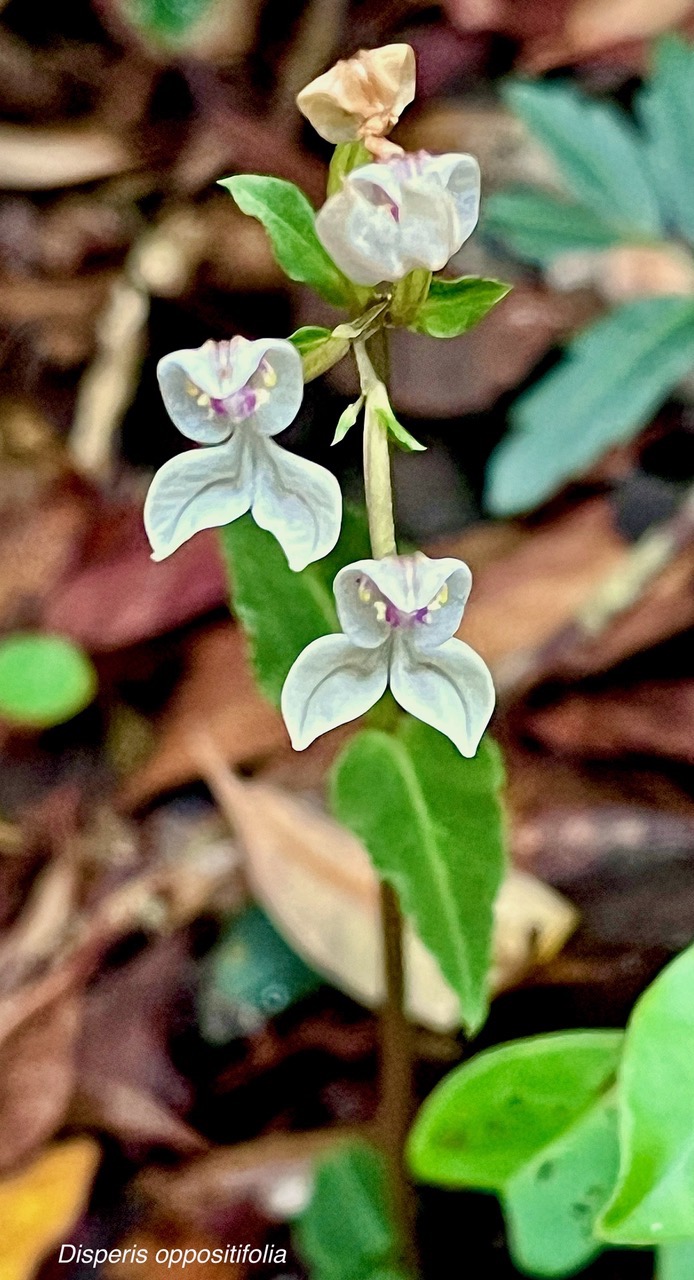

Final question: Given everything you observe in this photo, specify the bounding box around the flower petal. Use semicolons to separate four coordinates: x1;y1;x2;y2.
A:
333;565;392;649
390;634;494;757
251;436;342;571
422;153;480;244
281;634;388;750
157;339;250;444
316;182;405;286
249;339;304;437
144;433;250;561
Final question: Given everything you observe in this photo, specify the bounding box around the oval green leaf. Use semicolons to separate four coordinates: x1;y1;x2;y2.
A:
410;277;510;339
0;632;97;729
219;175;352;308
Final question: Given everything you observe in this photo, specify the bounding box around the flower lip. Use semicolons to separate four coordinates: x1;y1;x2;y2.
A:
334;554;473;651
157;336;303;445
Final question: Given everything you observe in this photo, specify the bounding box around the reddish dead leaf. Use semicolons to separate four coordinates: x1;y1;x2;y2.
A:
44;513;227;652
0;475;92;631
121;623;286;809
74;933;205;1156
526;681;694;765
546;543;694;680
0;987;80;1173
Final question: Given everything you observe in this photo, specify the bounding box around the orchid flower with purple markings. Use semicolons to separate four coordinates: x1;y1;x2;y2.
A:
281;552;494;755
315;150;481;286
144;337;342;572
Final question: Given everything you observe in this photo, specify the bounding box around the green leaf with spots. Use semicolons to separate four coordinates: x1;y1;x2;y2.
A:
220;506;370;706
331;723;505;1034
0;632;97;729
410;277;510;339
486;296;694;515
599;941;694;1244
219;175;352;308
294;1140;411;1280
504;80;662;235
483;189;626;265
408;1031;624;1277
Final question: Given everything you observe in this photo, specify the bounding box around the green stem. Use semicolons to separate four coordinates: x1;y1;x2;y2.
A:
360;330;417;1271
357;334;397;559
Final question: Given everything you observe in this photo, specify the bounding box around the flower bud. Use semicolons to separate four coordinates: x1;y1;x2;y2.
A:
296;43;415;153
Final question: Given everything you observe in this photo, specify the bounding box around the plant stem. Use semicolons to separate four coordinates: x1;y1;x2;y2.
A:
362;330;417;1270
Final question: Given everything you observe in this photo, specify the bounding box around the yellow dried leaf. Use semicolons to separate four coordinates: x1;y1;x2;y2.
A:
0;1138;100;1280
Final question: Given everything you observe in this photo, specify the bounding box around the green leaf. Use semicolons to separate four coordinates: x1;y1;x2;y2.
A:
408;1031;623;1277
332;397;364;445
289;326;350;381
126;0;214;38
638;36;694;243
504;80;662;235
220;506;370;706
483;189;625;265
198;905;321;1043
367;383;425;451
658;1242;694;1280
599;941;694;1244
486;296;694;516
294;1140;409;1280
374;408;425;453
410;277;511;339
219;175;352;308
331;723;505;1034
327;141;372;196
0;632;97;729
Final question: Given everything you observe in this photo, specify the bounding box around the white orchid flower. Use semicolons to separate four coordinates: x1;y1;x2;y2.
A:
281;552;494;755
144;336;342;572
315;150;481;286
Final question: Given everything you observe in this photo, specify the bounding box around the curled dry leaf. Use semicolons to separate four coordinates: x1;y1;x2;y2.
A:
45;518;227;652
0;124;132;190
198;749;577;1032
0;1137;100;1280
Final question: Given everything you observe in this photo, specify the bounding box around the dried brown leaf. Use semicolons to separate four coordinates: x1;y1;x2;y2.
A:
199;749;576;1031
